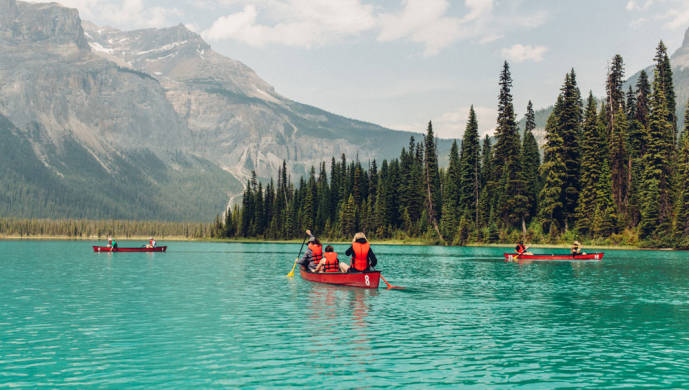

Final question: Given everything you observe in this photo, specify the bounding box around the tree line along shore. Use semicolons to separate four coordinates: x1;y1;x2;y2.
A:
217;42;689;249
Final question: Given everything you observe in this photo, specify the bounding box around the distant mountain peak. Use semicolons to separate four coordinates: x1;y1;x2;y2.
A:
683;26;689;48
1;1;89;51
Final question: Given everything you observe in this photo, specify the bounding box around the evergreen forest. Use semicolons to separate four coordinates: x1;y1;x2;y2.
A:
218;42;689;248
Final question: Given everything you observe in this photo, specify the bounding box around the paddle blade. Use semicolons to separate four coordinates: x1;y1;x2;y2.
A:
286;259;297;277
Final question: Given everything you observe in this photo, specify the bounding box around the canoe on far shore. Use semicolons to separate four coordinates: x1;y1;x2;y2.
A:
504;253;604;262
93;246;167;253
300;269;380;289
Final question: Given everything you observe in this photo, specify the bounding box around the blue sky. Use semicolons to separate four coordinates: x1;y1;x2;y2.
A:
33;0;689;138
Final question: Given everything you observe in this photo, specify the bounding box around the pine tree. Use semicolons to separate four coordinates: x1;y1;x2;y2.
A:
340;194;356;237
423;121;443;239
458;106;481;224
521;101;541;223
491;61;526;228
575;94;617;236
557;69;582;229
539;99;566;235
673;101;689;245
640;69;674;239
440;140;460;239
654;41;676;138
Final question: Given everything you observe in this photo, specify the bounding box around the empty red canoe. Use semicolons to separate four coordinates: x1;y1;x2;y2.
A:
504;253;604;262
93;246;167;253
299;269;380;289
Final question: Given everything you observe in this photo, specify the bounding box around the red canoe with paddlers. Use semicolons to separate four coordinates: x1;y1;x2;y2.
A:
93;246;167;253
504;253;604;262
299;269;381;289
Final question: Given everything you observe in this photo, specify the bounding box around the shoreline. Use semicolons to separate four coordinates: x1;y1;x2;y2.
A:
0;235;675;250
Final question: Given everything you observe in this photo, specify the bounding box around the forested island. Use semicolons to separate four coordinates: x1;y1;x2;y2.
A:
217;42;689;249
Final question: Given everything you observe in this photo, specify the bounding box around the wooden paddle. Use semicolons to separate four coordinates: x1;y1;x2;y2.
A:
287;234;309;277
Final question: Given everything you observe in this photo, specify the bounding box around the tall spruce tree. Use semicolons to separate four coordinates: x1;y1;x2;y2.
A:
674;102;689;245
555;70;583;229
606;55;631;220
491;61;526;228
640;68;674;240
423;121;443;239
458;106;481;224
440;140;461;239
654;41;677;139
539;97;566;235
521;101;541;223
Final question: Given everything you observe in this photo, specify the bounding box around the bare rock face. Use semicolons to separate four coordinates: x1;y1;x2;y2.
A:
83;22;420;181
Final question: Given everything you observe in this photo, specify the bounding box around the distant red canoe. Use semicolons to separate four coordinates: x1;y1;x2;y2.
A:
93;246;167;253
504;253;604;262
299;269;380;289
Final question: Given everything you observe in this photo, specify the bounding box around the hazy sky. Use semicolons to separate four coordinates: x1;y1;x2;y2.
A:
32;0;689;138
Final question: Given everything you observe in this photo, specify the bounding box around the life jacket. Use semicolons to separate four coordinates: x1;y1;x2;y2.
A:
323;252;339;272
351;242;370;271
516;243;525;254
308;243;323;268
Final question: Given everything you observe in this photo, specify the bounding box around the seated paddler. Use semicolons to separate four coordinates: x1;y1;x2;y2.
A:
515;240;533;256
314;245;346;273
297;229;323;272
339;232;377;273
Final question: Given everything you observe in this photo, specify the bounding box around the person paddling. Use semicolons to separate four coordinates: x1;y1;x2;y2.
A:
340;232;377;272
314;245;345;273
146;237;157;248
515;240;532;256
571;241;585;256
296;229;323;272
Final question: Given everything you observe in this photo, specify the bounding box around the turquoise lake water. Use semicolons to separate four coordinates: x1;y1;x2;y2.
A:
1;241;689;388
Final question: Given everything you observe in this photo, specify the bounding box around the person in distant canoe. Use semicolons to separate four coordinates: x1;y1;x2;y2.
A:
107;236;113;248
340;232;377;273
145;237;157;248
515;240;533;256
297;229;323;272
111;238;118;250
571;241;585;256
314;245;345;273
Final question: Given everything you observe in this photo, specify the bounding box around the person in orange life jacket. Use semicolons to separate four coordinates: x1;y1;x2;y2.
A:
314;245;347;273
339;232;377;272
515;240;533;256
145;237;156;248
296;229;323;272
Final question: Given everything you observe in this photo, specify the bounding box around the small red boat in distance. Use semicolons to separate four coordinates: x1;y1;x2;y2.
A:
299;269;380;289
93;246;167;253
504;253;604;262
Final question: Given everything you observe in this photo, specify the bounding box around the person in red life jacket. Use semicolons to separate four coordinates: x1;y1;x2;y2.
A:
339;232;377;272
145;237;156;248
314;245;345;273
515;240;533;256
296;229;323;272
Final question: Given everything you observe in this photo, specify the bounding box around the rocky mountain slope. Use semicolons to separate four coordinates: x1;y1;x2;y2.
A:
0;0;437;220
82;21;431;180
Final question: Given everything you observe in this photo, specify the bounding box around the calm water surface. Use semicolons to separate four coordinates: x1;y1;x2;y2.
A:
1;241;689;388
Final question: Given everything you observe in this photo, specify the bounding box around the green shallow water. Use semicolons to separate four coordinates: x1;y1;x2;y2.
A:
1;241;689;388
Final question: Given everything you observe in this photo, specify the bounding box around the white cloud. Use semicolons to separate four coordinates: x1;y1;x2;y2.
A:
202;0;376;47
501;44;548;63
377;0;546;56
29;0;180;29
626;0;655;11
663;6;689;30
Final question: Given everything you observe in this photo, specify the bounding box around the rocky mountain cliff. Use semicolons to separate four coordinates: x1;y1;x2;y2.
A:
0;0;437;220
82;21;429;180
